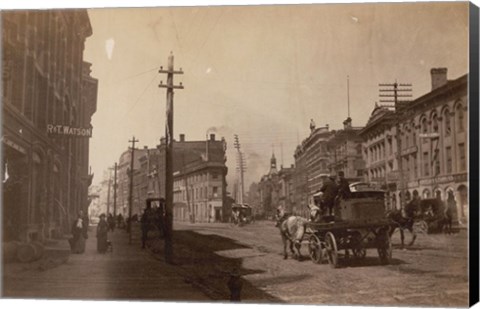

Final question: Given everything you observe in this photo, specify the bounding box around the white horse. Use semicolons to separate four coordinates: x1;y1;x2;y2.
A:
278;215;308;260
274;206;305;259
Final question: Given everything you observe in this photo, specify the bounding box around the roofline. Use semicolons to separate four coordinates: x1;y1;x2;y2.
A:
405;73;467;112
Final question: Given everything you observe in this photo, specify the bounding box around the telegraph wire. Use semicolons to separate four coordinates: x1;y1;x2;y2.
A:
122;73;158;120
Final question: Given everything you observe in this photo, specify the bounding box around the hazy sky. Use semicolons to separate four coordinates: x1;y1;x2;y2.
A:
83;2;469;189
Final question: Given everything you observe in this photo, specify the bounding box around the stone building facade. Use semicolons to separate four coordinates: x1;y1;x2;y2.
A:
257;153;280;218
326;117;365;182
2;10;97;241
360;68;468;223
277;165;296;213
293;125;334;213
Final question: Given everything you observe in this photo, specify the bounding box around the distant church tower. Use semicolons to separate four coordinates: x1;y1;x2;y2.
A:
269;152;278;175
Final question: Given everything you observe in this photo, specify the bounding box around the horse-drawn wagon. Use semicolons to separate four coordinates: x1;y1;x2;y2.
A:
231;204;253;226
306;190;394;268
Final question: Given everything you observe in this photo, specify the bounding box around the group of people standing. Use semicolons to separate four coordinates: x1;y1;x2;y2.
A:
275;171;351;226
316;171;351;217
69;210;118;254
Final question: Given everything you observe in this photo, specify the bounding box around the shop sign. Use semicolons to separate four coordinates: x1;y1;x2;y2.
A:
419;175;455;186
453;173;467;183
419;133;440;139
401;145;418;156
47;124;92;137
387;171;399;181
1;136;27;154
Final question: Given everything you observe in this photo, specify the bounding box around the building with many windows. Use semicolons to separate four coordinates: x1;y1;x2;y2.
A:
2;10;97;242
116;147;150;218
293;125;333;213
360;68;468;223
358;105;398;208
326;117;365;182
115;134;228;223
160;134;228;223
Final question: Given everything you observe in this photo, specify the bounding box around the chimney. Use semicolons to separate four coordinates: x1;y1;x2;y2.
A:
160;137;166;145
431;68;448;91
143;146;148;150
179;134;185;142
210;134;215;141
343;117;352;130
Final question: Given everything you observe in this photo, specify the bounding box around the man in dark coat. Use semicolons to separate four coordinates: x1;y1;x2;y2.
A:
319;176;339;216
96;214;109;253
337;171;351;200
141;204;154;249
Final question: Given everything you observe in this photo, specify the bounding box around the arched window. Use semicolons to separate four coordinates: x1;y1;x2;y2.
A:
432;113;439;133
421;117;428;144
411;122;416;147
422;189;431;199
421;117;428;133
444;108;451;136
412;190;419;199
456;104;464;133
405;191;411;202
403;125;409;148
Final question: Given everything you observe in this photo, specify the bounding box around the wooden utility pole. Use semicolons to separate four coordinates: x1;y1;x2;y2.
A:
379;82;412;210
128;136;139;244
233;134;246;204
113;162;118;218
106;171;112;216
159;52;183;264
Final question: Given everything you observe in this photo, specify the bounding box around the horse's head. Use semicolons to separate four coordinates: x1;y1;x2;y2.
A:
276;206;285;220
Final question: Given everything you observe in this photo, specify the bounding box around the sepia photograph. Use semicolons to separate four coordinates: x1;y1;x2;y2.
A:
1;0;477;307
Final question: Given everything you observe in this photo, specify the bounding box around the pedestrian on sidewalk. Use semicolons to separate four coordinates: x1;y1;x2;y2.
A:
70;210;87;254
107;213;115;232
97;214;109;253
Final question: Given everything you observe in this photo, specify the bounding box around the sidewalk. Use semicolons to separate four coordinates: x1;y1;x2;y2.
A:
2;225;211;301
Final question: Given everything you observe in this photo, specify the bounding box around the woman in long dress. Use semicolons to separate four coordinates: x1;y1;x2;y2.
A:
71;211;86;254
96;214;109;253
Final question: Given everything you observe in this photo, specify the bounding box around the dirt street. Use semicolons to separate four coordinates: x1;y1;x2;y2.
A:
151;220;469;307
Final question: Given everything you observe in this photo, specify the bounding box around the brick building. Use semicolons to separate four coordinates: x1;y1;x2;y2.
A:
2;10;97;241
115;134;228;223
158;134;228;223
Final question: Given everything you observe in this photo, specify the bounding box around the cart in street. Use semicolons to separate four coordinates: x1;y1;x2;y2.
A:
231;204;254;226
306;190;395;268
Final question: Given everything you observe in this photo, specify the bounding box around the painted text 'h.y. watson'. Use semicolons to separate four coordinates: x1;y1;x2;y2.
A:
47;124;93;137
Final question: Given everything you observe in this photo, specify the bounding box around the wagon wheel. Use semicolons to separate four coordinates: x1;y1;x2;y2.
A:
308;234;323;264
325;232;339;268
351;232;366;260
377;229;392;265
352;248;366;259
